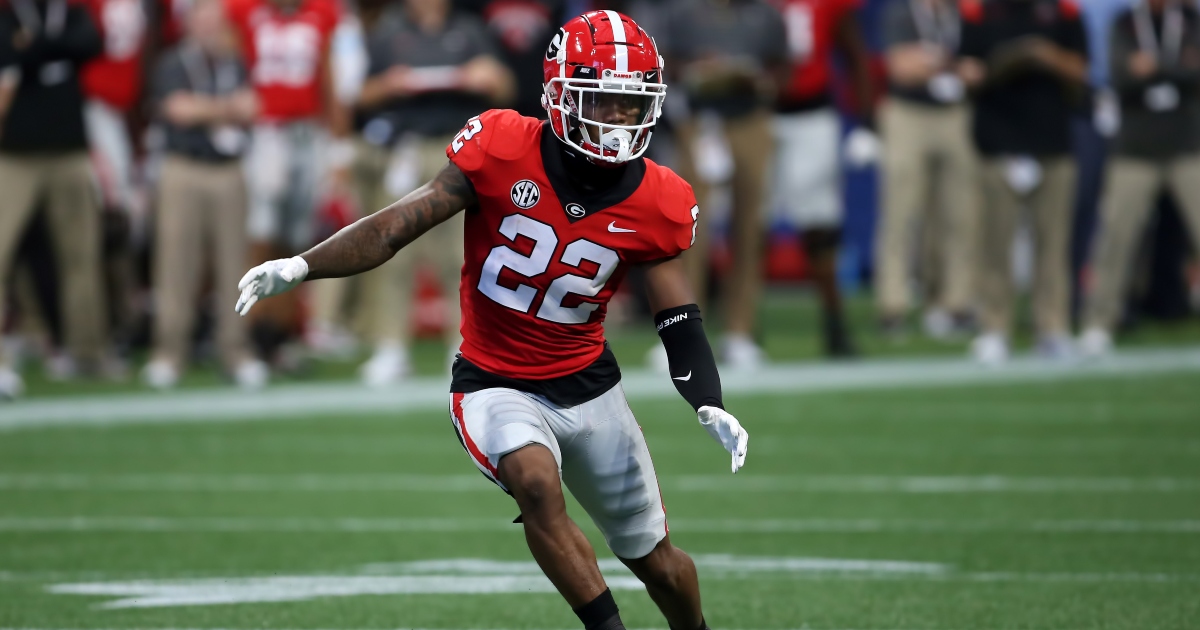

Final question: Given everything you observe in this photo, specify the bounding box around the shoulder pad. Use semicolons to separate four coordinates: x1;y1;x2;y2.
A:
648;162;700;258
446;109;542;188
482;109;542;161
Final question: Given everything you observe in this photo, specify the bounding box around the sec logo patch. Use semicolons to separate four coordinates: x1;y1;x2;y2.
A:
510;180;541;209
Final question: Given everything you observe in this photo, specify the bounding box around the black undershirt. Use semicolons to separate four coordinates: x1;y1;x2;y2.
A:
451;344;623;408
448;136;640;407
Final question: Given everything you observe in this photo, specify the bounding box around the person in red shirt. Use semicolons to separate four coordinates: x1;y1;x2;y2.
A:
79;0;147;362
225;0;343;362
80;0;146;215
235;12;748;630
770;0;875;357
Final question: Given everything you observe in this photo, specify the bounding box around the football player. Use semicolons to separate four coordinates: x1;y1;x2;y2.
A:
225;0;343;363
235;12;748;630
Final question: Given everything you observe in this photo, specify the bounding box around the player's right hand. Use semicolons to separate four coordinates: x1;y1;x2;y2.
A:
697;406;749;474
235;256;309;316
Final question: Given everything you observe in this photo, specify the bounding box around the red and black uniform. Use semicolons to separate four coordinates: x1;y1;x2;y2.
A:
79;0;146;112
447;108;697;405
225;0;341;121
773;0;862;112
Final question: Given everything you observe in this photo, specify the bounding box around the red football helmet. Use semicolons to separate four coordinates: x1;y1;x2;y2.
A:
542;11;666;164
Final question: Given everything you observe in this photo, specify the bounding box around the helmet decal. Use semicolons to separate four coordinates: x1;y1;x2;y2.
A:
545;28;566;62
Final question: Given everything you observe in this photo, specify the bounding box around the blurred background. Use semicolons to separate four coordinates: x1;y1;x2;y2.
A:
1;0;1199;396
1;1;1199;627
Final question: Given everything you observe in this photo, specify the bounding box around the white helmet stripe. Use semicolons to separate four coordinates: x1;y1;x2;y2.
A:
603;10;628;72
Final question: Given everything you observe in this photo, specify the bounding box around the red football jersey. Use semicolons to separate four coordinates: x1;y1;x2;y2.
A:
448;109;697;380
225;0;340;121
773;0;861;103
80;0;146;111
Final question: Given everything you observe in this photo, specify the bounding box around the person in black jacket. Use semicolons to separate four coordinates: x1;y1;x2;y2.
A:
958;0;1089;365
0;0;104;397
1080;0;1200;358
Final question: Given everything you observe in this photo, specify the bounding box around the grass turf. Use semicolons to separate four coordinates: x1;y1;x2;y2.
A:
1;373;1199;629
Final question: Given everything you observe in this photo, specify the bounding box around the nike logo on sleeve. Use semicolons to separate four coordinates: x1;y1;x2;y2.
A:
673;371;692;381
608;222;636;233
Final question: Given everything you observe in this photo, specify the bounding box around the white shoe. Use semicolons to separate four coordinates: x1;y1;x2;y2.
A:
360;343;411;387
1036;333;1076;362
1078;327;1113;360
142;359;179;390
0;367;24;400
45;352;77;382
234;359;269;391
722;334;765;371
970;333;1009;366
923;308;954;341
646;342;670;374
305;322;358;360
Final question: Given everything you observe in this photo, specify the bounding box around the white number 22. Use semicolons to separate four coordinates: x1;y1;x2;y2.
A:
478;214;620;325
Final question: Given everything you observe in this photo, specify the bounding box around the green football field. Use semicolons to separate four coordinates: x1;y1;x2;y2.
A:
2;360;1199;629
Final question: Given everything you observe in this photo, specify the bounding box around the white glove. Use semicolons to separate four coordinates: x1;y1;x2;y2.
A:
234;256;309;316
843;127;881;168
697;405;749;473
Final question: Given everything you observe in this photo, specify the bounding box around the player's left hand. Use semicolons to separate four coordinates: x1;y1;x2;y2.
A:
697;406;749;473
234;256;309;316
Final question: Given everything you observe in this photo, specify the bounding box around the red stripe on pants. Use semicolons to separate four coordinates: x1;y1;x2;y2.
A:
452;393;499;478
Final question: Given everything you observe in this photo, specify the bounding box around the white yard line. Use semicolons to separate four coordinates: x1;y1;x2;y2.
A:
3;473;1197;494
1;348;1198;431
36;560;1200;609
1;516;1197;534
39;555;947;608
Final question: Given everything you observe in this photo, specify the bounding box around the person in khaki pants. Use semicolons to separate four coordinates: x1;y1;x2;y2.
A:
1081;0;1200;357
958;0;1089;364
658;0;788;369
0;0;105;398
141;0;267;389
350;0;513;384
356;137;466;384
877;0;979;339
672;110;774;361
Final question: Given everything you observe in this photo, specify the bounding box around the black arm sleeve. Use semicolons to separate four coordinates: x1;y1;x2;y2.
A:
655;304;723;411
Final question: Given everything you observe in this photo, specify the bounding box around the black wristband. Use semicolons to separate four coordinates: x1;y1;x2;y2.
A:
655;304;723;411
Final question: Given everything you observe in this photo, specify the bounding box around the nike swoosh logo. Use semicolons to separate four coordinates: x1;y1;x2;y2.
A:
608;221;636;233
673;371;692;381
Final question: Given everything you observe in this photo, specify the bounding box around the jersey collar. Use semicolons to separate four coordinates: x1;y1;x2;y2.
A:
540;121;647;223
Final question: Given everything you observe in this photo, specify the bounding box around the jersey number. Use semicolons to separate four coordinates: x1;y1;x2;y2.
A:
101;0;145;60
451;117;484;154
478;214;620;325
784;3;815;62
254;22;322;87
690;205;699;246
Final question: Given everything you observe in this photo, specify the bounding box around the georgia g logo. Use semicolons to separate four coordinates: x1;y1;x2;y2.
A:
545;28;566;62
511;180;541;209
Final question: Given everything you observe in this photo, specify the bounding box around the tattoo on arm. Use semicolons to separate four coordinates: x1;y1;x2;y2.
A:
302;163;475;281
